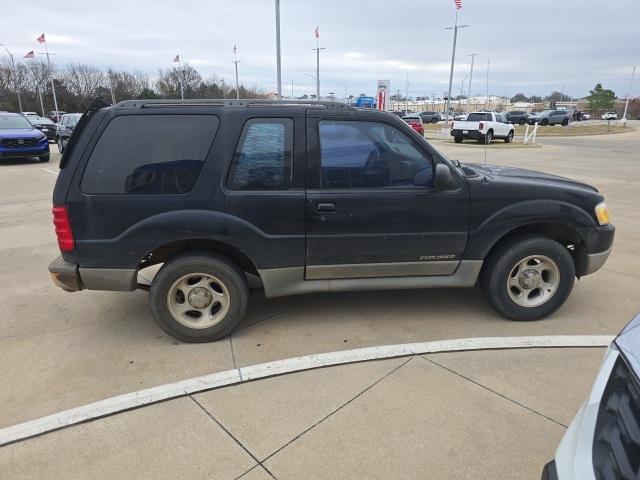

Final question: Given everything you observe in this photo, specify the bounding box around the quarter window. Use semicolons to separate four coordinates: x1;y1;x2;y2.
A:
81;114;219;195
319;120;433;188
227;118;293;190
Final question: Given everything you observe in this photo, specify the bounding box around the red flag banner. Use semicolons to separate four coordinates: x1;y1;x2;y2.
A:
314;26;319;39
24;51;35;59
173;55;180;63
37;33;46;44
454;0;462;9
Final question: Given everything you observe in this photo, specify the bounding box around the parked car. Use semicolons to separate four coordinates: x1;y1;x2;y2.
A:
0;112;50;162
527;110;571;126
440;112;455;122
580;113;591;121
56;113;83;153
48;110;66;123
419;111;442;124
601;112;617;120
541;313;640;480
454;113;468;121
402;116;424;135
20;111;40;117
451;111;515;144
505;110;530;125
49;97;614;342
26;115;57;141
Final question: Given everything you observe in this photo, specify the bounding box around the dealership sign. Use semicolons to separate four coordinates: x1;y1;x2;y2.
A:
377;80;390;111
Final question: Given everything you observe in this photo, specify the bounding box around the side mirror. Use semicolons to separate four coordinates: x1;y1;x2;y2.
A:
434;163;457;191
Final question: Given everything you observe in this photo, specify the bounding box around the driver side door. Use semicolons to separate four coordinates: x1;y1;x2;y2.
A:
305;115;470;280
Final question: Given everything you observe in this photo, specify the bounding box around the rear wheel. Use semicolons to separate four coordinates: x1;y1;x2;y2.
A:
57;137;65;154
480;234;575;321
149;252;249;342
454;135;463;143
504;131;514;143
562;119;569;126
38;154;50;162
541;119;549;126
484;130;493;144
431;117;438;124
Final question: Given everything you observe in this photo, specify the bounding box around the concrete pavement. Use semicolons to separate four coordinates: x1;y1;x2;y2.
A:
1;127;639;478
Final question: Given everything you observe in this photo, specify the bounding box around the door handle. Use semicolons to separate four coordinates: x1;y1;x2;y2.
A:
316;202;336;213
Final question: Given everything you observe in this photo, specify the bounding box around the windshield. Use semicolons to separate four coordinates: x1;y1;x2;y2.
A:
29;116;55;125
0;115;33;129
466;113;492;122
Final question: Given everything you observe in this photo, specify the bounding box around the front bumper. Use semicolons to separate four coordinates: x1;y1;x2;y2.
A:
48;255;138;292
0;142;49;158
577;224;615;276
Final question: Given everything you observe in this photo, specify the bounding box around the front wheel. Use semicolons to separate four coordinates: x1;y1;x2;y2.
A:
431;117;438;124
480;234;575;321
504;131;514;143
39;154;50;162
149;252;249;342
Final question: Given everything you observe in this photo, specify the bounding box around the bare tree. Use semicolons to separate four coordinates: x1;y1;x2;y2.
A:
64;63;104;103
156;64;202;98
107;69;150;101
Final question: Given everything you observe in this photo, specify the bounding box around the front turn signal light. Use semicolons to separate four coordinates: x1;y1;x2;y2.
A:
595;202;611;225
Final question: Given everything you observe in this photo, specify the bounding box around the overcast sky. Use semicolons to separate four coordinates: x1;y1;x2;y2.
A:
3;0;639;100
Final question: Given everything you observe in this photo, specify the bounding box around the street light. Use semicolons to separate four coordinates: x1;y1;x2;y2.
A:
466;53;479;114
0;44;23;112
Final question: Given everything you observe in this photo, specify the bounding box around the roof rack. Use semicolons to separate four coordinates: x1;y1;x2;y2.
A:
114;99;356;110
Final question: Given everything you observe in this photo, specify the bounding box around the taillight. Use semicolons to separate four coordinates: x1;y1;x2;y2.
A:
52;205;75;252
479;122;484;130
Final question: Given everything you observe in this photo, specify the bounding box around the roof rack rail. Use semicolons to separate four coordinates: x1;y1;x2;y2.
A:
114;98;356;110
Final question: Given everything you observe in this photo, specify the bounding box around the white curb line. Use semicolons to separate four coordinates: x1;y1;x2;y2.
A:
0;335;613;447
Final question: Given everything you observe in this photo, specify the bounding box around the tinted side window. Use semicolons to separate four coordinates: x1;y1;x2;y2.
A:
227;118;293;191
81;114;219;195
466;113;491;122
319;120;433;189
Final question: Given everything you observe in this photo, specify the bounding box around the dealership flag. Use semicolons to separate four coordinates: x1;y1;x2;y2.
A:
24;50;35;59
37;33;46;44
173;54;180;62
314;26;319;38
454;0;462;9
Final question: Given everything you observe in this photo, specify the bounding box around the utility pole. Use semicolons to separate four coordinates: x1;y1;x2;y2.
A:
0;44;22;112
445;11;468;130
291;80;294;98
275;0;282;98
108;70;116;105
405;70;409;112
485;59;490;109
233;44;240;99
312;28;324;102
466;53;478;114
622;66;636;121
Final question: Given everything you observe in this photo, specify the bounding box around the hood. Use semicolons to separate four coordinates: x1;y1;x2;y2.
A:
615;313;640;378
466;163;598;192
0;128;45;139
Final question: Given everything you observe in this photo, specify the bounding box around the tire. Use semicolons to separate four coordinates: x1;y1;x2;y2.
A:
541;119;549;126
149;252;249;342
519;120;526;125
480;234;575;321
57;137;64;154
504;131;514;143
454;135;463;143
562;119;569;126
39;154;50;162
431;117;438;124
484;130;493;144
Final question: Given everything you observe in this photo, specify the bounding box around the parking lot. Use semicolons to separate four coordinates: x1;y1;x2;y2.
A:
1;125;639;479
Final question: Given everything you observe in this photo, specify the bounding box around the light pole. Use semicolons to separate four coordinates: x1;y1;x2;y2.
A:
622;66;636;121
275;0;282;98
466;53;478;114
37;35;60;118
444;12;468;130
312;34;324;102
0;44;22;112
233;44;241;100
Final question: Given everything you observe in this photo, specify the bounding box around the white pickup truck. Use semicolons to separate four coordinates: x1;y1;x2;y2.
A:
450;111;515;144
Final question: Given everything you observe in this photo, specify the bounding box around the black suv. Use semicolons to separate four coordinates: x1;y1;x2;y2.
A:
49;98;614;342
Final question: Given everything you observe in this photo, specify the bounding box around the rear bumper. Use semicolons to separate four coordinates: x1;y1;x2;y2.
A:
48;256;138;292
451;129;484;139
